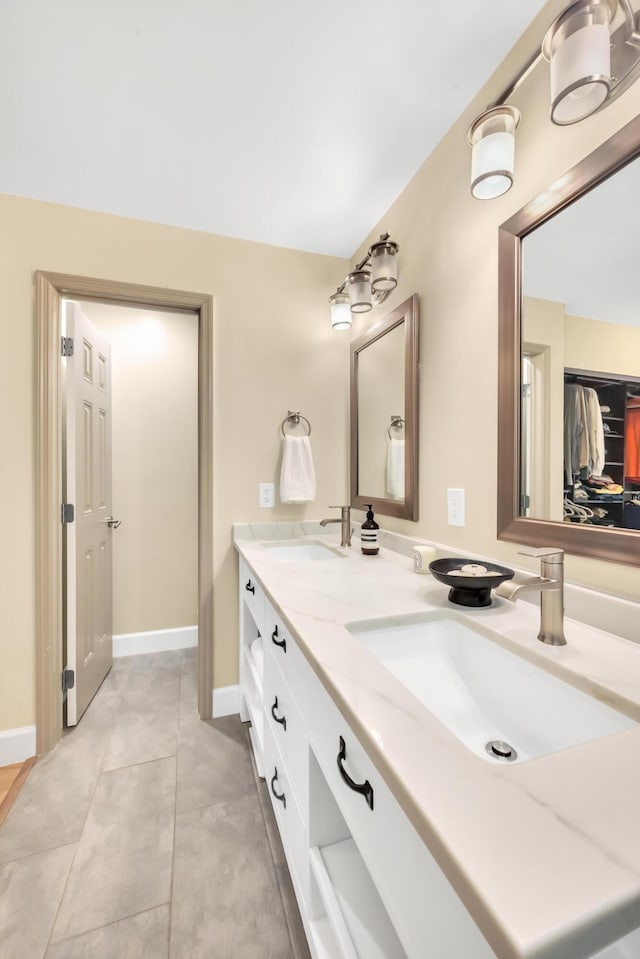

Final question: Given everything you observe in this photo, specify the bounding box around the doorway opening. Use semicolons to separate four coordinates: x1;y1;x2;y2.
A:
61;299;200;728
36;273;214;754
521;345;551;520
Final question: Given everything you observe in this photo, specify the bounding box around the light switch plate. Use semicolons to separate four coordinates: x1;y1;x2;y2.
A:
447;488;465;527
259;483;275;508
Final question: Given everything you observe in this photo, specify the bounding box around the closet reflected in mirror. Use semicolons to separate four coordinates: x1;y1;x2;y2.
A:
350;294;419;520
520;153;640;533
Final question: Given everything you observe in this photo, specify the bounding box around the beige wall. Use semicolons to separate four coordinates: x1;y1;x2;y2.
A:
0;204;348;731
564;313;640;376
348;0;640;600
82;302;199;637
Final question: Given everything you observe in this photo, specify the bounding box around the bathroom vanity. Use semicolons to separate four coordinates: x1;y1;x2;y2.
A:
234;524;640;959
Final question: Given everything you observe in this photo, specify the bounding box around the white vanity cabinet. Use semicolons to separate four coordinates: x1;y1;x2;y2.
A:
237;555;497;959
238;557;266;775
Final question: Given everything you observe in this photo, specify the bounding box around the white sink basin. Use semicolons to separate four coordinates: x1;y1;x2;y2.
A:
261;539;343;562
346;613;635;763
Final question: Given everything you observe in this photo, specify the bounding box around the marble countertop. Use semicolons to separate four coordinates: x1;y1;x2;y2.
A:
234;524;640;959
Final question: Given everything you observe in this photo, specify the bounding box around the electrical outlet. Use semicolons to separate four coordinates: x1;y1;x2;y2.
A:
447;488;465;527
259;483;275;508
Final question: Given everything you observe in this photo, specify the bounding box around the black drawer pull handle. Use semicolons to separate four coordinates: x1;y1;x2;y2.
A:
337;736;374;811
245;580;255;595
271;625;287;653
271;696;287;731
270;767;286;808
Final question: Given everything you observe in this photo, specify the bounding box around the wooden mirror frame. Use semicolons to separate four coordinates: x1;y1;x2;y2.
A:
350;294;419;520
497;113;640;567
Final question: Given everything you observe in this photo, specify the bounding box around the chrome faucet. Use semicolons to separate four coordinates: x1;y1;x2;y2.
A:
494;547;567;646
319;505;352;547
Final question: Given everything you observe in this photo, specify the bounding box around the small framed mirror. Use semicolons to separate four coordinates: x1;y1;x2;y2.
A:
497;114;640;566
350;294;419;520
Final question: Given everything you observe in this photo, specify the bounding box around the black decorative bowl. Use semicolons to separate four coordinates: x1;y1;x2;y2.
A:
428;558;514;608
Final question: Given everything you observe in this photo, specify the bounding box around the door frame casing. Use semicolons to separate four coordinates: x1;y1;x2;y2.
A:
36;272;214;755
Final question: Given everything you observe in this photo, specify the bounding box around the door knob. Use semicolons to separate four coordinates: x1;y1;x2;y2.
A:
106;517;122;529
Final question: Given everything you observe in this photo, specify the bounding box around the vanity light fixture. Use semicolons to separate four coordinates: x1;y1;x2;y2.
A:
542;0;616;124
466;0;640;197
369;237;400;292
348;270;373;314
329;291;352;331
328;232;400;330
467;106;521;200
542;0;640;124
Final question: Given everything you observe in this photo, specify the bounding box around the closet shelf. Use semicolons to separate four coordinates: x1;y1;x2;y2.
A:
563;367;640;531
578;497;624;505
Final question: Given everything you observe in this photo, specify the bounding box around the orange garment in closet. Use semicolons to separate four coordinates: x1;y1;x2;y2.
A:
625;408;640;481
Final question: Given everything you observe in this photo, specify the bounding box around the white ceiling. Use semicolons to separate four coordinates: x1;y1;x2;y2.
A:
0;1;546;257
523;157;640;329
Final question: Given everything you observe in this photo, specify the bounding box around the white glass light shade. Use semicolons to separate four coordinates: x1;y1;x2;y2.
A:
329;291;351;331
348;270;372;313
549;21;611;124
370;240;399;292
467;107;520;201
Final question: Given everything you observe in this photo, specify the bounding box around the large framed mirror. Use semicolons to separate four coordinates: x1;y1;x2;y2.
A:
350;294;419;520
498;113;640;566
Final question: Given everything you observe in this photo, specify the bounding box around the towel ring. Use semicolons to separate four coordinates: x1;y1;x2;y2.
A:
387;415;404;440
281;411;311;438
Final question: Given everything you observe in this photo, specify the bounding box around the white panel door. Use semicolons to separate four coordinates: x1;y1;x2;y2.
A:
65;301;114;725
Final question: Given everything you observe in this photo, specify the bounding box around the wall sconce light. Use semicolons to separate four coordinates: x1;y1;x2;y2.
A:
329;291;352;331
328;233;399;330
542;0;640;124
348;270;373;314
369;237;400;292
542;0;615;124
467;106;521;200
466;0;640;197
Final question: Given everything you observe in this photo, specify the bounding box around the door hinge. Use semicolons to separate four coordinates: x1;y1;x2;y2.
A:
61;503;75;524
62;668;75;693
61;336;74;357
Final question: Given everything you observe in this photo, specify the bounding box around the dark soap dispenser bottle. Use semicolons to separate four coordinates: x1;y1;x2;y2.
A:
361;505;379;556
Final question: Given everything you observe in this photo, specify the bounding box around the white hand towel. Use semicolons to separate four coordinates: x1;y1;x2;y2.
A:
279;435;316;504
386;438;404;500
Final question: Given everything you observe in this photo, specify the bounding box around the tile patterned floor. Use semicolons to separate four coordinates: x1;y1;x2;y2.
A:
0;650;298;958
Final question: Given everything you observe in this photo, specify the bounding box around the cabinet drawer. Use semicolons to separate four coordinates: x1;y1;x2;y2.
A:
239;557;264;635
304;675;495;959
263;718;309;910
263;597;307;688
263;648;308;814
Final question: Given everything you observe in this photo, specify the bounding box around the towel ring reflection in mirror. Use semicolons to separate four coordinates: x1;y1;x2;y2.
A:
280;411;312;438
387;415;405;440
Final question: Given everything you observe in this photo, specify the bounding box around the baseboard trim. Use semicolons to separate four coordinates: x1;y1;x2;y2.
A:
0;726;37;765
212;685;240;718
113;625;197;658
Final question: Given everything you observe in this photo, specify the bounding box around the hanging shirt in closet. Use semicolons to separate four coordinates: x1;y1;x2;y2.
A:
583;387;605;477
564;384;589;484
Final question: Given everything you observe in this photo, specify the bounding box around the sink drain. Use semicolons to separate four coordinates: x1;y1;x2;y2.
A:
485;740;518;761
